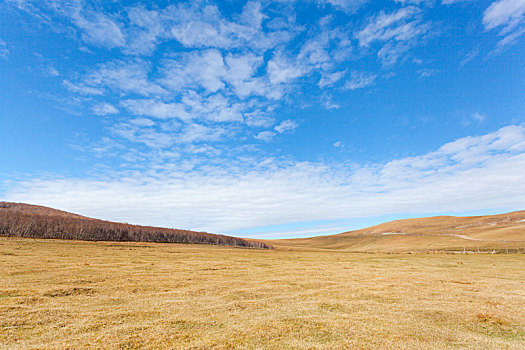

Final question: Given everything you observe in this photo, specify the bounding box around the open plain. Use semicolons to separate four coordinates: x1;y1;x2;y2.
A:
1;237;524;349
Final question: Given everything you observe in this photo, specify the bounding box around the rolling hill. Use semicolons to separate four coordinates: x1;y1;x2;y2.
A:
272;211;525;252
0;202;271;249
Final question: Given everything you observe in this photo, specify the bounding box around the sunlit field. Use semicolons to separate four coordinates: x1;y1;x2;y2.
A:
1;237;524;349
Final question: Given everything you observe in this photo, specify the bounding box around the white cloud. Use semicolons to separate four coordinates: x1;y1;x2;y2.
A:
245;111;275;128
160;49;227;93
376;41;411;65
83;59;165;96
494;26;525;48
355;6;431;64
6;0;296;56
356;7;421;46
124;6;167;55
483;0;525;49
254;130;276;141
62;80;103;95
318;70;346;88
169;4;241;49
239;1;266;29
14;1;125;49
168;2;290;52
181;92;245;123
275;120;298;133
161;49;270;100
267;51;306;85
178;123;227;144
122;99;190;121
72;11;125;48
93;103;118;116
483;0;525;31
298;36;331;67
5;125;525;234
112;122;173;149
130;118;155;127
343;71;377;90
224;52;267;98
109;119;228;150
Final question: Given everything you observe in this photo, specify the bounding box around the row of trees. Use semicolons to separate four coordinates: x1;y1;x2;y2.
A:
0;206;271;249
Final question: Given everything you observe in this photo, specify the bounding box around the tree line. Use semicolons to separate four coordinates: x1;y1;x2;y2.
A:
0;203;272;249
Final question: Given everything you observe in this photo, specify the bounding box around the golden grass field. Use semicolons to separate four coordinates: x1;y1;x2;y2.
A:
272;211;525;253
1;237;525;349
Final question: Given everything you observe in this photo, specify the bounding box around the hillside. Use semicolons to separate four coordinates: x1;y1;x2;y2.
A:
272;211;525;252
0;202;88;219
0;202;271;249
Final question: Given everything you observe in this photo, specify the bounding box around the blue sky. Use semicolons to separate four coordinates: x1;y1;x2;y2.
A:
1;0;525;238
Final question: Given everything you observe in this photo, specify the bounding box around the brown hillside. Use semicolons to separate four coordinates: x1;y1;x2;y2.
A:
0;202;88;219
0;202;271;249
272;211;525;252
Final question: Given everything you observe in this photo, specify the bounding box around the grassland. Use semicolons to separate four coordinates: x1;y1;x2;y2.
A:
1;237;525;349
273;211;525;253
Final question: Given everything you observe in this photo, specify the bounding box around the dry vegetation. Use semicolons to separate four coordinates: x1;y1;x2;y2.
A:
1;237;524;349
0;202;270;249
273;211;525;253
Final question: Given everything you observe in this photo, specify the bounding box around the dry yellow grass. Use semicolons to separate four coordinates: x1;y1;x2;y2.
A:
1;237;525;349
272;211;525;252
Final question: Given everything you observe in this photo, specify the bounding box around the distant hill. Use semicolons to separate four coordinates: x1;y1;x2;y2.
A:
272;211;525;252
0;202;271;249
0;202;88;219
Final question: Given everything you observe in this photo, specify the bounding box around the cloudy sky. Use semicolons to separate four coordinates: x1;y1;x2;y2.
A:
1;0;524;238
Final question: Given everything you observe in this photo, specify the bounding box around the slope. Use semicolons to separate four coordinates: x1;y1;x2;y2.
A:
272;211;525;252
0;202;271;249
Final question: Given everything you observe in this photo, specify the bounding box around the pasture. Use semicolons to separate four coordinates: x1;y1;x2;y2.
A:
1;237;524;349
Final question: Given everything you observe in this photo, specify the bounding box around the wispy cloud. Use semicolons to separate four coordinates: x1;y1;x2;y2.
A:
483;0;525;50
160;50;228;94
121;99;189;121
355;6;431;64
267;50;307;85
254;130;277;141
460;47;479;67
344;71;377;90
124;6;167;55
168;1;292;52
92;103;118;116
62;80;103;95
72;10;125;48
275;120;298;133
318;70;346;88
417;68;437;78
82;59;165;96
